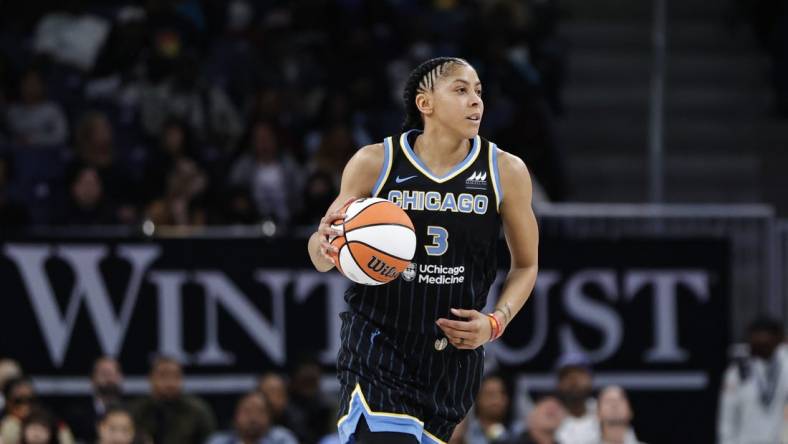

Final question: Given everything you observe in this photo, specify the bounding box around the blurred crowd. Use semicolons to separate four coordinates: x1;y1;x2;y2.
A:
0;0;567;233
448;354;646;444
0;356;327;444
1;315;786;444
0;352;644;444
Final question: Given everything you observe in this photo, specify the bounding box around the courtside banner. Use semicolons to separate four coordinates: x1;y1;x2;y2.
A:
0;236;728;442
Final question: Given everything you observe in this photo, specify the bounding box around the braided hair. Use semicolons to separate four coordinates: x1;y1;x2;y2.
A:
401;57;470;132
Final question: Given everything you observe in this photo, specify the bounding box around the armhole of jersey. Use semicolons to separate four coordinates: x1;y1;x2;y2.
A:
372;137;393;198
489;142;504;212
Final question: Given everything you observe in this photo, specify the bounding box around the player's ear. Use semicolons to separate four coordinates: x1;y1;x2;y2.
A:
415;92;433;117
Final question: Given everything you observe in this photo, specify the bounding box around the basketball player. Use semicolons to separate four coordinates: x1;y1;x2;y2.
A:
307;57;539;444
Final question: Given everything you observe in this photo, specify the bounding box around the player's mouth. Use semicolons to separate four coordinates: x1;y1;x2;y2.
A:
466;113;481;124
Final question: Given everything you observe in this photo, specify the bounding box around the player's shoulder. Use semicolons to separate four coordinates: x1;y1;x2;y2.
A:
358;142;385;158
346;143;385;172
491;145;530;179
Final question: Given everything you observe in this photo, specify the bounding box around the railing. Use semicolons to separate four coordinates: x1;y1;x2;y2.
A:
777;221;788;324
648;0;668;202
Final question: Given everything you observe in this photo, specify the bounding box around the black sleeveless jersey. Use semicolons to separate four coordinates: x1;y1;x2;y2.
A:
344;129;504;335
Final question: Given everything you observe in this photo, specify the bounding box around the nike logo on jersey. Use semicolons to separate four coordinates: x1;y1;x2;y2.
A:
395;175;418;184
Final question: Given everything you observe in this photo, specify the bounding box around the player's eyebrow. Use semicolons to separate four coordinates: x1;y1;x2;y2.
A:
450;79;482;87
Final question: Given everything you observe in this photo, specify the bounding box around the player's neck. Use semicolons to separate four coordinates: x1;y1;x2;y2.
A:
413;126;470;173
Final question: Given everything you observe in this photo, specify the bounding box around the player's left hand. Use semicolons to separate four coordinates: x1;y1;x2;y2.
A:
435;308;492;350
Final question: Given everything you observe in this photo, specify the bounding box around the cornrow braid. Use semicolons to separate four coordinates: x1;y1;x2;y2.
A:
401;57;469;132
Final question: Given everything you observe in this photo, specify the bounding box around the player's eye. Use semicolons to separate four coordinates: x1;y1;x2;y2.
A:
476;89;482;97
457;87;466;94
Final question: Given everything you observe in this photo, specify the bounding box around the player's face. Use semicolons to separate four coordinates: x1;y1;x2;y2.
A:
433;65;483;139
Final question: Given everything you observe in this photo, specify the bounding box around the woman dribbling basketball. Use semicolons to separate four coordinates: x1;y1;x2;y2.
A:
307;57;539;444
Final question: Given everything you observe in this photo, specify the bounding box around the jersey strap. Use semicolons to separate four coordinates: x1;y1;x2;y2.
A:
488;142;504;211
372;137;394;197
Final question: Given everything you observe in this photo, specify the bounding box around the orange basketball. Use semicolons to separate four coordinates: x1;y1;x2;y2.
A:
329;197;416;285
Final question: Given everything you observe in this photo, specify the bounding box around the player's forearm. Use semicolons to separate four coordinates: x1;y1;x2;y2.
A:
309;231;335;272
494;264;537;330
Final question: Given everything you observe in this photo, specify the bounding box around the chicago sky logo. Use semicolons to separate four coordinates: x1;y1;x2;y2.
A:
465;171;488;190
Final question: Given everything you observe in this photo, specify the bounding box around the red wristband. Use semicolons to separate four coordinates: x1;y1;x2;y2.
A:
486;313;503;341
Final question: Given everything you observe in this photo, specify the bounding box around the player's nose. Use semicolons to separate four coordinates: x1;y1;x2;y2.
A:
469;93;483;109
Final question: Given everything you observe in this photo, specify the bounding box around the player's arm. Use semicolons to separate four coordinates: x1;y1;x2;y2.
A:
436;150;538;349
492;150;539;331
308;143;384;272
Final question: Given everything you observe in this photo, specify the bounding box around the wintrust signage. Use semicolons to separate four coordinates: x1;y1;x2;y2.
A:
0;237;727;383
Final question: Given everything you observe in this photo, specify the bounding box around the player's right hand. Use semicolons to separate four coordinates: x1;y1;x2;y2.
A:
317;197;356;264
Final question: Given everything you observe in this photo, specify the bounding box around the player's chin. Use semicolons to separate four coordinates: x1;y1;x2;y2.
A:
458;120;481;138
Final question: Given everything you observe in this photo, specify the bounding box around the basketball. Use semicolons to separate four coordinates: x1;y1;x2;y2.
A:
329;197;417;285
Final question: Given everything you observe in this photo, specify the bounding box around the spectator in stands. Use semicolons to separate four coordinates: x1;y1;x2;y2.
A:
303;92;372;162
72;112;137;223
66;357;124;442
257;373;307;442
96;405;136;444
142;118;208;226
718;316;788;444
140;53;242;152
287;357;334;444
0;359;23;414
597;386;643;444
308;125;358;188
60;166;117;225
554;352;596;443
73;112;113;170
209;186;260;225
294;170;336;226
206;391;297;444
229;121;300;225
130;356;215;444
1;378;74;444
2;377;35;443
0;154;30;231
502;395;566;444
4;68;68;147
141;118;199;203
466;374;511;443
20;408;64;444
244;89;285;135
145;156;207;226
0;0;571;228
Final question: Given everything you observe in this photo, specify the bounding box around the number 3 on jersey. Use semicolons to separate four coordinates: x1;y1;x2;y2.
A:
425;226;449;256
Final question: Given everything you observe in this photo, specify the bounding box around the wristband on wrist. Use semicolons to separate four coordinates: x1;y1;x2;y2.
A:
486;313;503;342
494;307;510;325
493;311;506;339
